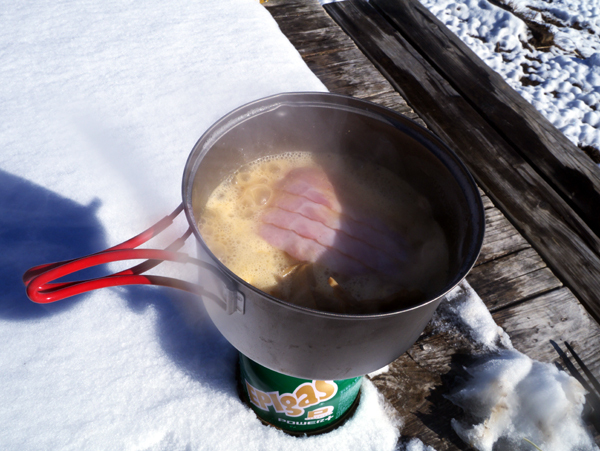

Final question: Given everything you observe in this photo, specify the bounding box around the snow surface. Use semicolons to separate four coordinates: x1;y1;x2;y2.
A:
0;1;395;449
441;281;512;350
397;437;438;451
368;365;390;378
417;0;600;160
1;0;597;449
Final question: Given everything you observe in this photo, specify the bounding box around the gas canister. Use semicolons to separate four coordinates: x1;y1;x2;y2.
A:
239;353;362;435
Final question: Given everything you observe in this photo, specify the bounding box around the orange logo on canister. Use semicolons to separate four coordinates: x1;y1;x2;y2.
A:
245;380;338;417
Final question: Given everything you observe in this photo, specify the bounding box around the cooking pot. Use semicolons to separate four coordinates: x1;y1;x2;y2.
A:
24;92;484;380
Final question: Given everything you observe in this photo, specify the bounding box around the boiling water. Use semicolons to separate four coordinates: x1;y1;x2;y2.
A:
198;152;449;313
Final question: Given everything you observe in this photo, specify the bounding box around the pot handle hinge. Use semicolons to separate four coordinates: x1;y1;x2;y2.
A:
227;289;245;315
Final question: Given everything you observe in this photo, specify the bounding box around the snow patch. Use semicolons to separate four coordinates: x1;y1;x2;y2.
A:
418;0;600;161
439;281;513;351
448;350;596;451
438;281;598;451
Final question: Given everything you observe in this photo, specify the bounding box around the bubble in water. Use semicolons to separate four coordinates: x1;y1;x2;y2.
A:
197;151;449;303
247;184;272;206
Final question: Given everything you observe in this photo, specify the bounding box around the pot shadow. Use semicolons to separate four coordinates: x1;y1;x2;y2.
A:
122;285;238;393
1;168;237;391
412;352;488;450
0;169;107;320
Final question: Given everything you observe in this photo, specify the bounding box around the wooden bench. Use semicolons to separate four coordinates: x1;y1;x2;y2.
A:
264;0;600;448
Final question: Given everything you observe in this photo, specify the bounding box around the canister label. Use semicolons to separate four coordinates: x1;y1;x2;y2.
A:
239;353;362;434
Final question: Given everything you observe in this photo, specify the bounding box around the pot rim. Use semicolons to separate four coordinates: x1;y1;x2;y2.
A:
182;91;485;320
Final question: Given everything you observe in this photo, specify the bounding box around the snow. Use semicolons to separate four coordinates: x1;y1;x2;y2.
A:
368;365;390;377
0;0;397;449
439;281;598;451
449;350;596;451
397;437;438;451
439;281;512;350
417;0;600;160
1;0;597;449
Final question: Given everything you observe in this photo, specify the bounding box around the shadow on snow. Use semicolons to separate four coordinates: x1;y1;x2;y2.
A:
1;168;236;391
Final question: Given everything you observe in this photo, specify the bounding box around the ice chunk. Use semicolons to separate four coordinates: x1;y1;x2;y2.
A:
439;281;512;350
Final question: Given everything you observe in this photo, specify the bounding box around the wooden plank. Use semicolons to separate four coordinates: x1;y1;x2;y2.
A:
493;287;600;380
303;51;396;98
374;287;600;449
266;2;600;444
479;192;494;210
475;206;530;265
278;27;357;58
264;2;355;57
372;350;468;451
324;0;600;323
265;0;418;118
263;0;327;18
468;248;562;310
270;14;336;37
361;89;422;121
371;0;600;238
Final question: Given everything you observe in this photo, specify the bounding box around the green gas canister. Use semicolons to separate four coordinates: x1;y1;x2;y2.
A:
239;353;363;435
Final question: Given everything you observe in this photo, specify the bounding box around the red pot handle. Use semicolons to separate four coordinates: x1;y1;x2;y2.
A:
23;204;205;304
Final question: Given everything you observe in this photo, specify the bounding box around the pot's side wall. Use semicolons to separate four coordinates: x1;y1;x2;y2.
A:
197;249;442;380
183;92;482;380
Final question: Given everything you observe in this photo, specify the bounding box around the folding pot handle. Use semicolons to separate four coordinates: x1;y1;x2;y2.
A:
22;204;245;315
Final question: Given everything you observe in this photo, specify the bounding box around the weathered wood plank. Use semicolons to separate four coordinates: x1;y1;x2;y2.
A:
361;89;421;120
469;248;562;310
493;287;600;380
265;0;419;115
264;2;356;58
372;350;469;451
271;14;337;38
480;192;494;210
475;206;530;265
303;51;395;97
371;0;600;238
263;0;328;18
470;272;561;311
277;27;357;58
325;0;600;323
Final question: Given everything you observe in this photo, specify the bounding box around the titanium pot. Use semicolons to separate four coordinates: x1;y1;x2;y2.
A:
24;92;485;380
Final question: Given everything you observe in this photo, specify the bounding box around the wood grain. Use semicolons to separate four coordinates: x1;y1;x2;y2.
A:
475;205;530;265
264;1;599;446
493;287;600;378
468;248;562;310
372;0;600;238
479;192;495;210
265;0;417;109
324;0;600;323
